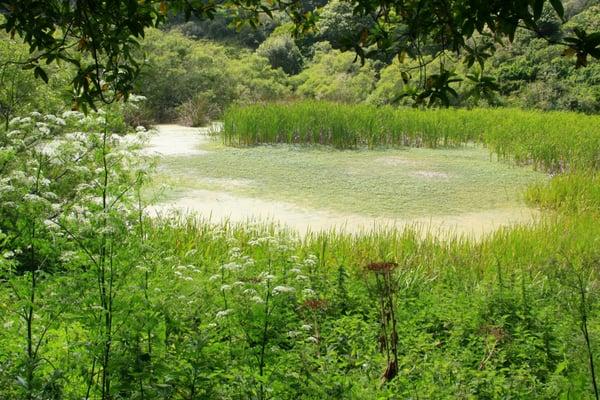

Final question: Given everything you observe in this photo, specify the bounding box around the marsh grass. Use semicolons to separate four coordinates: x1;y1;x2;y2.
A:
223;101;600;172
131;212;600;397
219;101;600;396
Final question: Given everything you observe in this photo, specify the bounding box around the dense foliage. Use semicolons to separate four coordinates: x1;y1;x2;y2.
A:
2;0;600;108
135;0;600;121
130;29;291;125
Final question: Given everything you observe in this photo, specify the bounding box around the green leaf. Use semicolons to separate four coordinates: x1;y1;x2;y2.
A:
549;0;564;19
533;0;544;20
34;66;48;83
587;32;600;47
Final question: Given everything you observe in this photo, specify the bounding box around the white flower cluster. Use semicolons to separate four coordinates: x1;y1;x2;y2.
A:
173;264;198;281
304;254;318;268
62;110;85;120
258;272;276;282
2;250;15;259
272;285;295;295
248;236;280;247
129;94;147;103
221;262;242;272
44;114;66;126
8;116;32;127
216;309;233;319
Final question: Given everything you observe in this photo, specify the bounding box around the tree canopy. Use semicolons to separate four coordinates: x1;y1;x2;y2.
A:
1;0;599;108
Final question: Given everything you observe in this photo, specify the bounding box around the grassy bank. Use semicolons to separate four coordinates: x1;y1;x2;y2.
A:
3;214;599;398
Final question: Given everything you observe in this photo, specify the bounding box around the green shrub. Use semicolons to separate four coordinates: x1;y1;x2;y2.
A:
293;43;377;103
256;33;304;75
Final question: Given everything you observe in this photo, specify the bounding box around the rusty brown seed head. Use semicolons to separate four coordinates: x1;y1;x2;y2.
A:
366;262;398;273
302;298;327;311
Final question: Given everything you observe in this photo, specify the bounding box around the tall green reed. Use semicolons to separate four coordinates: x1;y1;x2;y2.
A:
222;101;600;172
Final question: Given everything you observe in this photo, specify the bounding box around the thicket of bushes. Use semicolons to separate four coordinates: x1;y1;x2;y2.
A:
142;0;600;123
5;2;597;129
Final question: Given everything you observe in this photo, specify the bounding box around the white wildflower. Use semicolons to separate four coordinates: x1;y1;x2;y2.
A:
306;336;319;344
259;272;275;282
23;193;43;203
304;255;318;267
62;110;85;120
37;141;61;157
220;284;232;292
2;251;14;259
301;324;312;331
216;309;233;319
272;286;295;295
43;219;59;231
228;247;241;257
222;262;242;271
129;94;147;102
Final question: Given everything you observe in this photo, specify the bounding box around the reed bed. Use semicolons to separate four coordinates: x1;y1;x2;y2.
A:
222;101;600;172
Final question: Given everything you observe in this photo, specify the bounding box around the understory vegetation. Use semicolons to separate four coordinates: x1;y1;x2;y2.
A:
2;101;600;398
